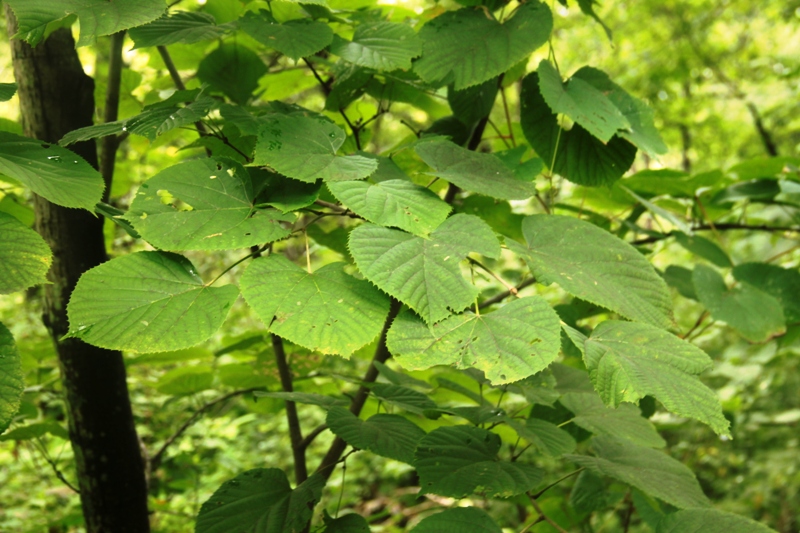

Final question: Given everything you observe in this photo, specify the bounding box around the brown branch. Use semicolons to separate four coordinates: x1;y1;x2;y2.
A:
157;45;209;139
313;298;402;482
273;334;308;484
149;388;262;472
99;31;125;198
479;277;536;309
631;223;799;245
298;423;328;450
527;493;569;533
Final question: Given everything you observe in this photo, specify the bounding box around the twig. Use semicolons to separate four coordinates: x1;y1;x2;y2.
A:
527;493;569;533
99;31;125;197
206;244;269;286
500;85;516;147
157;45;209;138
150;388;262;471
298;423;328;450
681;311;709;339
621;491;634;533
273;334;308;483
303;57;332;97
631;223;800;245
33;438;80;494
468;257;518;296
531;468;584;499
314;298;402;482
479;277;536;309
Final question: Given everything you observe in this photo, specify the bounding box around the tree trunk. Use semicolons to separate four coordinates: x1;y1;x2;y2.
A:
6;11;151;533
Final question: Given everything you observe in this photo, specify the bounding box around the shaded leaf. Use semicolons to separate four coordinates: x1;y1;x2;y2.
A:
241;255;390;357
254;115;378;182
583;320;729;435
328;179;450;236
129;11;227;48
240;11;333;60
370;383;437;415
253;391;348;409
674;232;732;267
0;323;24;435
0;212;51;294
349;215;500;324
415;140;538;200
198;43;267;104
387;297;561;385
509;215;673;328
566;436;710;509
411;507;502;533
127;158;290;251
66;252;239;353
505;417;577;456
414;2;552;89
326;406;426;464
330;21;422;71
733;263;800;324
656;509;778;533
156;365;214;396
448;78;499;126
0;132;104;210
415;425;542;497
0;83;17;102
322;512;370;533
196;469;324;533
693;265;785;342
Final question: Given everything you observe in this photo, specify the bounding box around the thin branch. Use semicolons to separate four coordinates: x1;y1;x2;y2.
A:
99;31;125;198
303;57;332;97
314;298;402;482
273;334;308;484
33;438;80;494
527;493;569;533
631;223;800;245
621;491;635;533
531;468;584;499
298;423;328;450
479;277;536;309
500;85;516;147
206;244;269;286
468;257;518;296
157;45;209;138
150;388;262;471
680;311;709;339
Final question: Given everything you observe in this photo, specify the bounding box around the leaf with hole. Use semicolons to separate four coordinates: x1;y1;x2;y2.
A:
326;406;426;464
415;140;538;200
241;255;390;357
66;251;239;353
582;320;729;435
387;297;561;385
126;158;290;251
566;436;709;509
414;2;552;89
254;115;377;182
195;469;324;533
327;179;451;236
509;215;673;328
330;21;422;71
0;132;104;210
349;214;500;324
0;212;51;294
415;425;542;498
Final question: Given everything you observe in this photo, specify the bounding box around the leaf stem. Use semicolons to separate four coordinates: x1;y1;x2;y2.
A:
468;257;518;296
206;244;268;286
531;467;585;499
527;493;569;533
479;277;536;309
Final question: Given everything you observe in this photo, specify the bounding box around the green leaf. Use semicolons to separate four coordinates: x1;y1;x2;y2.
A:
60;89;218;144
240;255;390;357
520;72;636;186
66;251;239;353
327;179;451;236
571;66;668;155
0;322;24;435
566;436;710;509
673;232;732;267
322;512;370;533
411;507;502;533
448;78;499;127
196;469;325;533
583;320;729;435
197;43;267;104
663;265;697;300
126;158;290;251
569;470;610;514
252;169;322;213
330;21;422;71
254;115;378;182
370;383;437;415
253;391;348;408
6;0;165;47
415;425;542;498
509;215;673;329
373;361;432;390
559;392;666;448
387;297;561;385
240;11;333;60
656;509;778;533
733;263;800;324
0;212;51;294
0;132;104;210
693;265;785;342
0;83;17;102
621;186;693;235
156;365;214;396
349;215;500;324
129;11;228;48
414;2;552;89
537;60;629;143
0;421;68;442
326;406;426;464
504;417;577;456
415;140;538;200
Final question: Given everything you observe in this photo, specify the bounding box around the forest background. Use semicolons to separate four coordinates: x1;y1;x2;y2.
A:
0;0;798;532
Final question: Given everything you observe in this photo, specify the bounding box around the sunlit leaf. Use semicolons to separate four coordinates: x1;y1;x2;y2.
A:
0;323;24;435
0;212;51;294
326;406;426;464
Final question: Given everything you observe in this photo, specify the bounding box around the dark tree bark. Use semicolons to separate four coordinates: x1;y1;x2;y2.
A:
6;10;151;533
